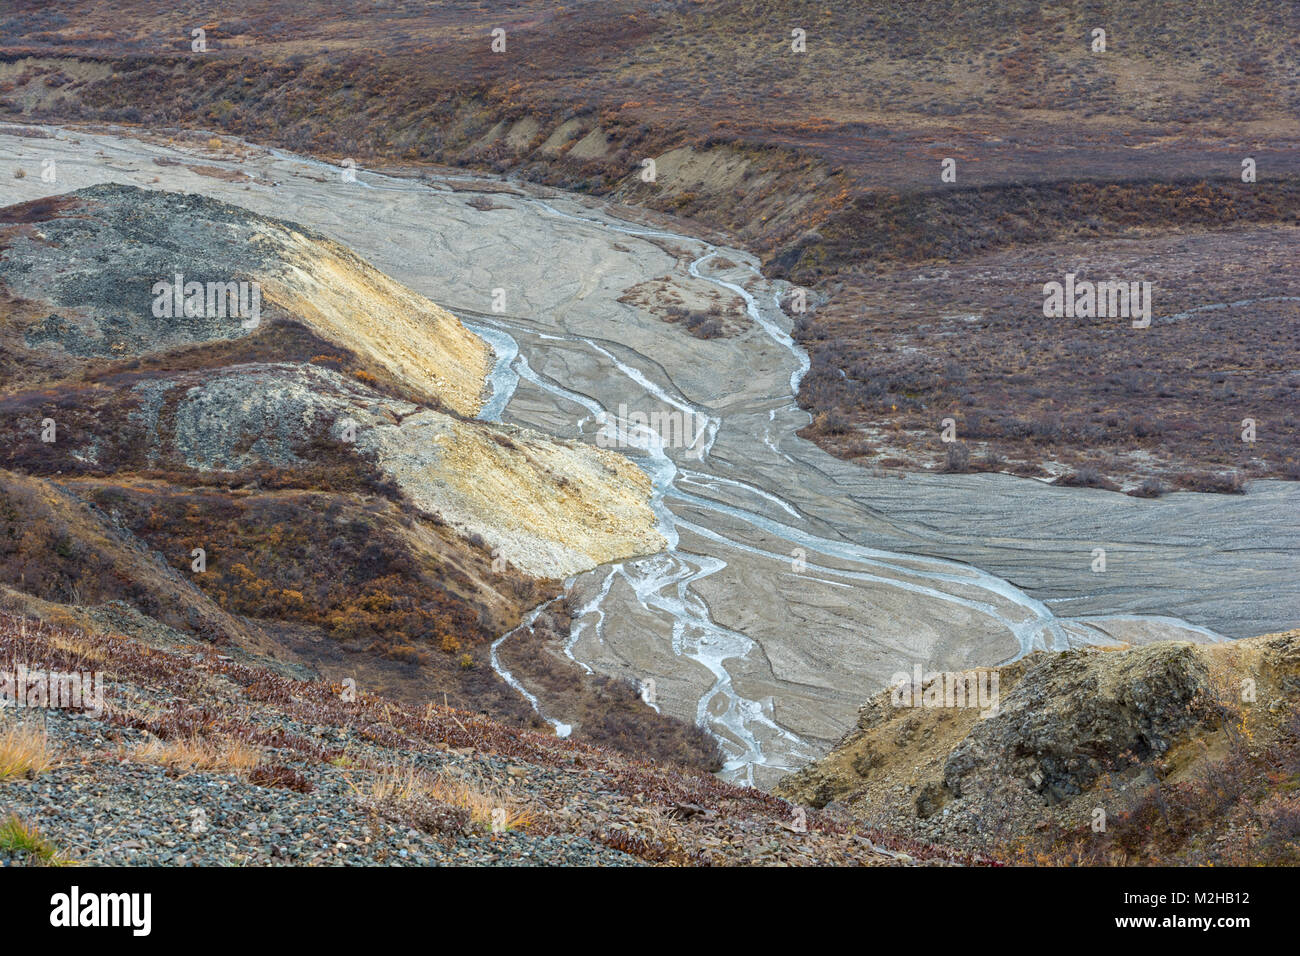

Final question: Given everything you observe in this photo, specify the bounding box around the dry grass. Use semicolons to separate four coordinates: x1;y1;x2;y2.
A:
794;225;1300;490
0;813;62;864
133;734;263;777
595;803;695;865
45;628;111;664
0;609;977;866
0;720;56;779
363;765;537;832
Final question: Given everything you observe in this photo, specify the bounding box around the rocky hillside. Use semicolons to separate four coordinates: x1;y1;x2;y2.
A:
777;632;1300;865
0;184;681;761
0;185;664;579
1;185;490;413
0;611;975;866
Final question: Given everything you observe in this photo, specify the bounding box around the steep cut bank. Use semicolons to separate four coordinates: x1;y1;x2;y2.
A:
0;185;665;578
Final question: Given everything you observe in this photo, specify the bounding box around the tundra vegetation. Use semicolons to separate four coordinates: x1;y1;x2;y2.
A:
2;0;1296;488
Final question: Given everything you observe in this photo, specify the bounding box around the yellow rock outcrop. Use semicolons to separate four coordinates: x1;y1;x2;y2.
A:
255;226;492;417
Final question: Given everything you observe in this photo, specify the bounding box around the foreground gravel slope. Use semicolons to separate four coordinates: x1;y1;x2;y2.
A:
0;611;975;866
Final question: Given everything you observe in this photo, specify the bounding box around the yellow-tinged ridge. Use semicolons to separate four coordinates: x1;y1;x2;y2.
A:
258;226;492;417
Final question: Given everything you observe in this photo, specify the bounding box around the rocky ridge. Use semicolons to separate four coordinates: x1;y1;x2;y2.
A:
777;632;1300;864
